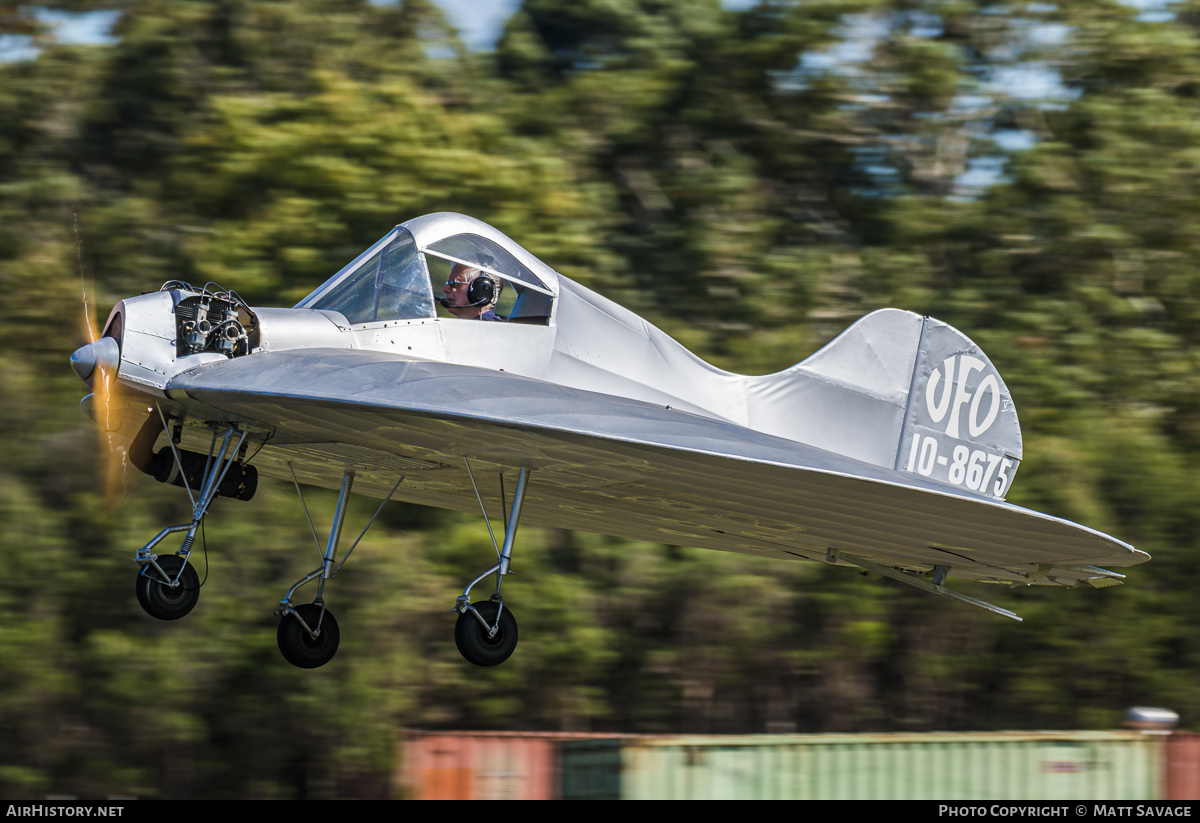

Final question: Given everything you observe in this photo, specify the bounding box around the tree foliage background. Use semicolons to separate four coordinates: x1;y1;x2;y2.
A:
3;0;1199;799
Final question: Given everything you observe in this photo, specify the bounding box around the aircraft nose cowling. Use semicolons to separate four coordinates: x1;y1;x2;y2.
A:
71;337;121;386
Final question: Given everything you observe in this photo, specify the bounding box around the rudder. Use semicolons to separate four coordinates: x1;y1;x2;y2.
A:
896;316;1022;499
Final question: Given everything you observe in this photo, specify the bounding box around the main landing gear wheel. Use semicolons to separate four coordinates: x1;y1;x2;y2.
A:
135;555;199;620
277;603;340;669
455;601;518;667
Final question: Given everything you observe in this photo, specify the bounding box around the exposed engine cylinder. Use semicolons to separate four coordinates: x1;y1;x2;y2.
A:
170;285;254;358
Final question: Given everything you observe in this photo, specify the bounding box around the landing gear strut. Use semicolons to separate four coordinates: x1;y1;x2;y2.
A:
134;422;248;620
133;416;534;667
275;469;403;668
454;466;531;666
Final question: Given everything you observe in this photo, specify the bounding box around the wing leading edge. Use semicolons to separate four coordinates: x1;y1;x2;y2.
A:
166;348;1147;598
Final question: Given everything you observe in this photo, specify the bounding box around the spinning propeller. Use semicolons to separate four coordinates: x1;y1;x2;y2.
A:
71;251;162;514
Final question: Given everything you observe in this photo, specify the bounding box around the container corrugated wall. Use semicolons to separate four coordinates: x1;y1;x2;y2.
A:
562;732;1164;800
1165;733;1200;800
397;731;621;800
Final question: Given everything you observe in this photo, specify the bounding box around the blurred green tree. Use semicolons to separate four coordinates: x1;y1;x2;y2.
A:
2;0;1200;799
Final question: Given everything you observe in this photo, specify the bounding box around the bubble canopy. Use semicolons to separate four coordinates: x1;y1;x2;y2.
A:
296;222;554;325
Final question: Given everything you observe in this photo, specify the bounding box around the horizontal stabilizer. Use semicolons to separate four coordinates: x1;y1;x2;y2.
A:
1082;576;1125;589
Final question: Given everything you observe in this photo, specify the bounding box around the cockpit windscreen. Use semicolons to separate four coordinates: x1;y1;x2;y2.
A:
299;229;435;324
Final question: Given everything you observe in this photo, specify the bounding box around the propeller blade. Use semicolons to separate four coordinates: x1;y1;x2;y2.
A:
73;247;156;513
92;370;162;514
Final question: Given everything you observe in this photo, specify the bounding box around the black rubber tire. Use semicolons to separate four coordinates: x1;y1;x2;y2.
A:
277;603;340;669
135;555;199;620
454;601;518;666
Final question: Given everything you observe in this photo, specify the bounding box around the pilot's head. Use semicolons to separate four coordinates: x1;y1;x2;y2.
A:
441;263;500;319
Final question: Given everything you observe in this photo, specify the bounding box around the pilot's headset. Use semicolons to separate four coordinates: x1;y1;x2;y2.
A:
466;256;503;310
464;271;498;308
440;264;498;310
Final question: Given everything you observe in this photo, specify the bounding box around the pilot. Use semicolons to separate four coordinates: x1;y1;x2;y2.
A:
440;263;502;321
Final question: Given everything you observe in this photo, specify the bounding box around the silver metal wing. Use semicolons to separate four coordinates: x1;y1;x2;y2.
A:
167;348;1148;610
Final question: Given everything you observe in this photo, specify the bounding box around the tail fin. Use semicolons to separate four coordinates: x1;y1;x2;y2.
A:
745;309;1022;499
897;315;1022;499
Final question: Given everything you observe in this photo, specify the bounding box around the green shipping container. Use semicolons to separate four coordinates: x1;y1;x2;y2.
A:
561;731;1164;800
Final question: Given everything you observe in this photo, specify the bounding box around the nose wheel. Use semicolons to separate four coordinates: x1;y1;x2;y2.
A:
133;423;247;621
135;555;199;620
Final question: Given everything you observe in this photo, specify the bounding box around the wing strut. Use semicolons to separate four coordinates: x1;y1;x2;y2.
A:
832;551;1024;622
463;458;502;561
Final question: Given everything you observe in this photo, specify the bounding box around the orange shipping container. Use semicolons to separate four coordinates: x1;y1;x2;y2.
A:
397;731;620;800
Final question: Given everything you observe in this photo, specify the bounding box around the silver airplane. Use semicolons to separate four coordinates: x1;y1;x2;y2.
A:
69;212;1149;668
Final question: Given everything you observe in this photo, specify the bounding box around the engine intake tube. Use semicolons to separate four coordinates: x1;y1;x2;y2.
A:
149;448;258;501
